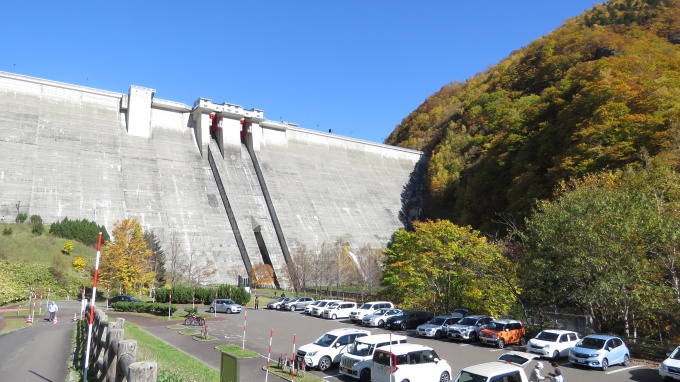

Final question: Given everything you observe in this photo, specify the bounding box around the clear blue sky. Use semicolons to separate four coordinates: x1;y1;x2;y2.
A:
1;1;600;143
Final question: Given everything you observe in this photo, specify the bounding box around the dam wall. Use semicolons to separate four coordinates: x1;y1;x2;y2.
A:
0;71;426;286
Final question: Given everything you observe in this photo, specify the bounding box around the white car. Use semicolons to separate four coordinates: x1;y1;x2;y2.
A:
322;301;357;319
361;308;402;327
526;329;580;359
452;351;538;382
372;343;452;382
349;301;394;323
311;300;341;316
296;328;370;371
340;334;407;380
660;345;680;380
305;300;322;314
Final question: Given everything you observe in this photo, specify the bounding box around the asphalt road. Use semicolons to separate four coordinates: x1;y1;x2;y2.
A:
0;299;82;382
199;306;660;382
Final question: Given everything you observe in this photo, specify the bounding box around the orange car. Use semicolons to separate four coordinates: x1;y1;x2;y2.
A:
479;319;526;349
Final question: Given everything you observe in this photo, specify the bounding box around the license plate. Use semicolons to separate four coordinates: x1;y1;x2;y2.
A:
341;367;350;374
481;338;488;343
577;358;585;363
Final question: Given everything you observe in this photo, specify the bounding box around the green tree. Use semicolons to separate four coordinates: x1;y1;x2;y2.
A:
145;230;167;287
100;219;155;295
381;220;516;316
522;164;678;335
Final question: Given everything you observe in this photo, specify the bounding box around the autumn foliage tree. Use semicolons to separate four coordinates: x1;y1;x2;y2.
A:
249;263;276;288
99;219;155;295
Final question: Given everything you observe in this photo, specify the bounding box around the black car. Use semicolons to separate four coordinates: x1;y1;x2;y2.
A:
108;295;141;304
385;310;432;330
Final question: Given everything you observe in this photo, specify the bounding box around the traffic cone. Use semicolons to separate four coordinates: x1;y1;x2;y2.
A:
26;314;32;325
52;314;58;324
71;313;78;322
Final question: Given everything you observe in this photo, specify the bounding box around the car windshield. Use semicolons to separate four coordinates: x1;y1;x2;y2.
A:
429;317;446;325
274;297;285;302
455;371;487;382
359;303;374;309
578;337;606;349
225;300;235;305
457;317;479;326
327;303;340;308
313;334;338;347
485;322;506;331
536;332;560;342
670;348;680;360
373;309;388;316
348;341;374;356
393;311;407;317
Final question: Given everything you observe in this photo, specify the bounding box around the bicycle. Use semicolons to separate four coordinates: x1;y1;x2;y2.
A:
184;313;206;326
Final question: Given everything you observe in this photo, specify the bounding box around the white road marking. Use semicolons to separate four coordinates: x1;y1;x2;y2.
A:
606;365;642;374
323;374;343;379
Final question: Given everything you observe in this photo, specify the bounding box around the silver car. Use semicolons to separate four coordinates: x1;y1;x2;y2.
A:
209;299;242;314
416;315;463;339
282;297;315;311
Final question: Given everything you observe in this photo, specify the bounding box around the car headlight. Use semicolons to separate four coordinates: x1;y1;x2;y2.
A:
661;363;668;371
589;353;600;358
544;344;551;348
307;351;317;357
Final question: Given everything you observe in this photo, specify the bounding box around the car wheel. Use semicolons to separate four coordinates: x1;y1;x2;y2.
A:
400;379;410;382
439;371;450;382
470;332;478;342
227;308;233;314
318;356;332;371
497;339;505;349
519;336;527;346
622;354;629;366
435;330;442;339
400;322;407;331
378;320;385;328
359;368;371;381
552;350;559;360
291;305;296;311
332;314;337;320
601;358;609;371
209;307;215;313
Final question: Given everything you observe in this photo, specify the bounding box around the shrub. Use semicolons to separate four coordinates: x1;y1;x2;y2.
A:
31;222;44;235
62;240;75;255
16;213;27;223
49;217;110;247
171;286;194;304
30;215;42;224
184;307;198;315
111;301;177;316
72;257;86;272
2;227;12;236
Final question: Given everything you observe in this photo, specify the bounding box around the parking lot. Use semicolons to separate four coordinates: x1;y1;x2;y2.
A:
205;306;659;382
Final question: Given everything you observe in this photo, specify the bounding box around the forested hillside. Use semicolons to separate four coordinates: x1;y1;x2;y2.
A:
387;0;680;232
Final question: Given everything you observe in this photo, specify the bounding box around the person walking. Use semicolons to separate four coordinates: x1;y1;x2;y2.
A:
254;295;259;310
529;362;547;382
48;301;58;322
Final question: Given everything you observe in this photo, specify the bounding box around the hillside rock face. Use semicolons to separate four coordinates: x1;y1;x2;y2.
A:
387;0;680;232
0;72;426;286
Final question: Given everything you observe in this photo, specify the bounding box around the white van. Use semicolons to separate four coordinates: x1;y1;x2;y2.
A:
339;334;407;380
349;301;394;323
372;343;451;382
323;301;357;319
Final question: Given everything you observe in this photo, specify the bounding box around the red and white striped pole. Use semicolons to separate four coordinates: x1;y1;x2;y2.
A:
242;308;247;349
291;334;297;381
83;232;103;382
265;329;273;382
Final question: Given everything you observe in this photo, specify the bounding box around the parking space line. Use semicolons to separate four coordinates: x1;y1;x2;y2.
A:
606;365;642;374
323;373;343;379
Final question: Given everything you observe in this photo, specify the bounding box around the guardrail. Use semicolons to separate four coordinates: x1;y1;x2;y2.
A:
84;307;157;382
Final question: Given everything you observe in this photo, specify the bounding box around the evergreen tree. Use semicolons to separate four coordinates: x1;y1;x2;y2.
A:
145;230;167;287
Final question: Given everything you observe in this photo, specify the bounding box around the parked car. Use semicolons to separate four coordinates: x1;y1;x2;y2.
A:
296;328;370;371
569;334;630;371
361;308;402;328
659;345;680;381
446;315;494;342
479;319;526;349
371;343;452;382
323;301;357;320
304;300;322;314
108;295;141;304
452;351;538;382
282;297;315;311
416;314;463;339
208;299;242;314
311;300;341;316
339;333;407;380
526;329;580;359
349;301;394;323
266;297;286;310
385;310;432;331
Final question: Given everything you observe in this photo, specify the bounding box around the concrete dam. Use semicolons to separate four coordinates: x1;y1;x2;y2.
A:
0;71;427;286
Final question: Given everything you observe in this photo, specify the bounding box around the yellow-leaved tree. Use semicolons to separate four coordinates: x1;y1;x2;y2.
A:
100;219;155;295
